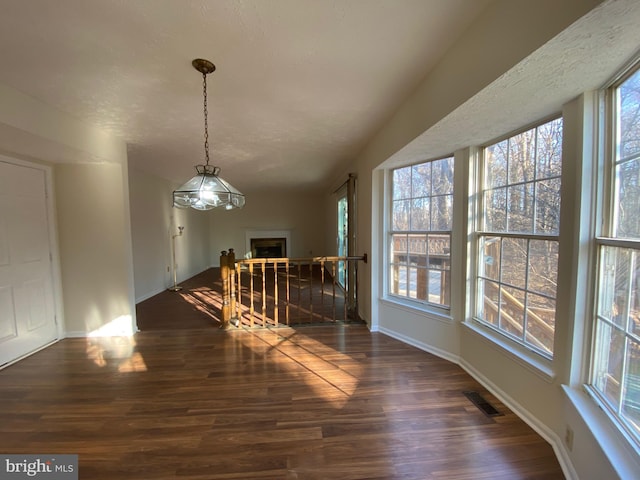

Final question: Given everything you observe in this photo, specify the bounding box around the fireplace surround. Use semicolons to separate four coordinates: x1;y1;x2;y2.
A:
245;230;291;259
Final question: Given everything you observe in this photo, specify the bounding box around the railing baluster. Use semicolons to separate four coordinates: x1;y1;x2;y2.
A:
320;259;325;322
353;257;359;323
236;263;242;322
309;260;313;322
261;260;267;327
285;260;290;326
249;263;255;328
297;261;302;321
273;260;279;327
343;259;348;321
331;261;337;321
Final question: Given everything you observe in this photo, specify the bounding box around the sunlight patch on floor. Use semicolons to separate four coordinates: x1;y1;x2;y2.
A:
180;290;222;322
237;328;362;408
85;315;147;371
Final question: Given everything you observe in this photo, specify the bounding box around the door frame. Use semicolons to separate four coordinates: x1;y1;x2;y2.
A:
0;154;64;366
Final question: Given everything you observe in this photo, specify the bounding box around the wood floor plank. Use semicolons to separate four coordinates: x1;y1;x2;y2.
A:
0;324;564;479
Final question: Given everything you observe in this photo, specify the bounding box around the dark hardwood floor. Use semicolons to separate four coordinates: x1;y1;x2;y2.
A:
0;276;565;479
136;268;226;331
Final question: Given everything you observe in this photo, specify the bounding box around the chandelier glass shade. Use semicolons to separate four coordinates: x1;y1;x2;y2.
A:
173;165;245;211
173;59;245;211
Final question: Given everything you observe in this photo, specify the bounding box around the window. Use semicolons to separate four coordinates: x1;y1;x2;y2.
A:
590;65;640;446
475;118;563;358
389;156;454;308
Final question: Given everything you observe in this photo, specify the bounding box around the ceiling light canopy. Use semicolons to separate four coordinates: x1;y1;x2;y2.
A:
173;59;245;211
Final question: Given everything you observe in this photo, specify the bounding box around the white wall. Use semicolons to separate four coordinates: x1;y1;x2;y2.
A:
0;81;135;338
207;190;326;262
129;168;174;301
128;167;214;302
55;163;135;335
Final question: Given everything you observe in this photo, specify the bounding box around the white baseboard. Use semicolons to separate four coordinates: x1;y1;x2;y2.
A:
377;326;460;364
64;331;90;338
135;286;166;304
135;265;219;304
0;339;58;370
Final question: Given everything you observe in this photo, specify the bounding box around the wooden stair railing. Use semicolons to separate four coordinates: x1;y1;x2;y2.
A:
219;250;367;328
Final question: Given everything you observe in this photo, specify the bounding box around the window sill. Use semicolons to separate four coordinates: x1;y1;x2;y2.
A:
380;296;453;324
562;385;640;479
462;321;556;383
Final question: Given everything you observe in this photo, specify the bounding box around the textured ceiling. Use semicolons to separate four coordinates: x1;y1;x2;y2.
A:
0;0;492;193
380;0;640;170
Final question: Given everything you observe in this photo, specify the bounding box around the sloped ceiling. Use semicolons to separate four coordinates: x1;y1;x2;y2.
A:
0;0;492;193
381;0;640;169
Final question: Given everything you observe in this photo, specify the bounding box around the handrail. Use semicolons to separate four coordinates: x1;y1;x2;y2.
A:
219;250;366;328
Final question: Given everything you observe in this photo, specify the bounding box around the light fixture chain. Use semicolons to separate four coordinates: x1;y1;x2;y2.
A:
202;72;210;166
172;59;244;210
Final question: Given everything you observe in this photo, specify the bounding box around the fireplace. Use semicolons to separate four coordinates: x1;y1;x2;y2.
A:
251;237;286;258
245;229;292;259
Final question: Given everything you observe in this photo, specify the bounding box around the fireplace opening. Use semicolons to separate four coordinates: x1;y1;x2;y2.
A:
251;237;286;258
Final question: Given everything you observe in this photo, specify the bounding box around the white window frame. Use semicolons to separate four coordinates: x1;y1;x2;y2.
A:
387;155;454;313
471;117;563;363
586;60;640;451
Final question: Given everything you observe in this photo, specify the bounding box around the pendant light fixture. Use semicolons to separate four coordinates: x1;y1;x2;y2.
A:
173;59;245;211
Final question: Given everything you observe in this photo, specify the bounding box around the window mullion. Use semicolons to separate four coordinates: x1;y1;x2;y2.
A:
596;237;640;250
619;249;634;417
479;231;558;242
618;336;630;417
523;239;531;344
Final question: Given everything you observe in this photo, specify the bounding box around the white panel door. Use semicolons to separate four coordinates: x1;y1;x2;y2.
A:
0;160;57;366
